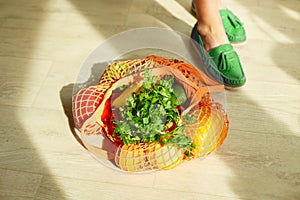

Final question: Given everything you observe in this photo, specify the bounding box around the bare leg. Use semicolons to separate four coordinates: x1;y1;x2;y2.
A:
193;0;228;51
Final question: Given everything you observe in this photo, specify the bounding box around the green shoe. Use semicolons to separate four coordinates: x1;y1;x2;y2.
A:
191;3;246;44
191;24;246;88
208;44;246;87
220;9;246;44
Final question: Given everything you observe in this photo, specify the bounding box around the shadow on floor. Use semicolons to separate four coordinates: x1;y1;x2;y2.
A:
218;88;300;199
60;0;300;199
221;1;300;198
59;60;109;147
0;0;67;199
67;0;193;37
237;0;300;80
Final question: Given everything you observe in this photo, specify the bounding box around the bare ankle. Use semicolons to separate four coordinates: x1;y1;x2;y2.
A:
196;23;228;51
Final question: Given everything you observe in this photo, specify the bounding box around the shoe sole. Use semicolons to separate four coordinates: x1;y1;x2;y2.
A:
224;81;246;90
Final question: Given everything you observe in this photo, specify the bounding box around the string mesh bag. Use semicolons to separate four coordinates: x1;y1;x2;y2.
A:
72;28;229;174
72;28;229;173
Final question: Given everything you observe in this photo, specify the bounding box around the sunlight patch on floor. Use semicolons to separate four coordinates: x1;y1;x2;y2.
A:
32;0;105;61
278;4;300;21
154;0;196;27
252;15;294;44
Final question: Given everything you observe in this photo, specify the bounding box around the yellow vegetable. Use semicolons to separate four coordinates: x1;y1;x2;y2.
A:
112;83;141;108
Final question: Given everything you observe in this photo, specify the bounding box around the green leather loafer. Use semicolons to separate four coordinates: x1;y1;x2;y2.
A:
220;9;246;44
191;24;246;88
192;3;246;44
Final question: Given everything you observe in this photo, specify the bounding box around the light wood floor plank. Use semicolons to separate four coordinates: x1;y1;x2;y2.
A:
0;0;299;199
0;168;43;199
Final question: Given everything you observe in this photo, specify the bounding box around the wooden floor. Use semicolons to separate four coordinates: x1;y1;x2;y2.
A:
0;0;299;199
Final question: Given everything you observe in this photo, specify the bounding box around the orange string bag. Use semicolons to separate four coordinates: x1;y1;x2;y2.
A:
72;55;229;172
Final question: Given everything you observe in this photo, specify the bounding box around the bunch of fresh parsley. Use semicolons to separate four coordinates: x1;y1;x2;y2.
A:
113;69;193;150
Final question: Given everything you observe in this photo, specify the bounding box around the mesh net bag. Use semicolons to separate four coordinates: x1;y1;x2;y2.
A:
72;55;229;172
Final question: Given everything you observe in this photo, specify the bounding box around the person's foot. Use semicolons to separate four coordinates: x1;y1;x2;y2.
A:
195;18;229;52
220;9;247;45
191;24;246;88
216;0;246;44
191;2;246;45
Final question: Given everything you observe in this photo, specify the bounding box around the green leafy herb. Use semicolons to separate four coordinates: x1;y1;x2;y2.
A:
113;69;194;150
